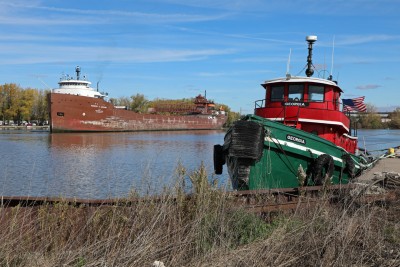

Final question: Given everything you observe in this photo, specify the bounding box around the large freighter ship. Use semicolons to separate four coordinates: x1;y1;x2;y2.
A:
48;67;227;133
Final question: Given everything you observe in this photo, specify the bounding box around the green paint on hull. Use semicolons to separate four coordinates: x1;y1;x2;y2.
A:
226;115;361;190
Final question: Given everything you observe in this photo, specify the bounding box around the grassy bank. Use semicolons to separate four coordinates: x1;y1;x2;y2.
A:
0;165;399;266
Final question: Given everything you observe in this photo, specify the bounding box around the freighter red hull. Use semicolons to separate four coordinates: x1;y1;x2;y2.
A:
48;93;227;133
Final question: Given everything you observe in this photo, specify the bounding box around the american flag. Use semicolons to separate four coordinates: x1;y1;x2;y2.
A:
342;96;367;112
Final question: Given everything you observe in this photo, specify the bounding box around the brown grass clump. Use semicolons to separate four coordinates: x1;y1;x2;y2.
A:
0;164;399;267
196;189;400;267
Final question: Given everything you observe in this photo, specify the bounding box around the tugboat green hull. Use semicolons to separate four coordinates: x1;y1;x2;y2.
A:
216;115;361;190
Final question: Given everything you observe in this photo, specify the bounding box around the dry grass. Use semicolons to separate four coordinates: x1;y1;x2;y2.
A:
198;192;400;267
0;165;399;267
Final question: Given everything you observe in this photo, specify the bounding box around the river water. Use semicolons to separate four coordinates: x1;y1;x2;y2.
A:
0;128;399;199
0;130;229;199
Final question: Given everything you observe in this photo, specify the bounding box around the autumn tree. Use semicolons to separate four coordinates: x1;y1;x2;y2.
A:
130;93;149;113
17;88;36;122
31;89;50;122
1;83;22;122
0;85;5;123
0;84;49;123
388;108;400;129
217;104;240;127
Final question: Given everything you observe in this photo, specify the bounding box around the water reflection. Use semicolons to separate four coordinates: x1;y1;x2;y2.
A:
50;133;115;149
1;130;228;199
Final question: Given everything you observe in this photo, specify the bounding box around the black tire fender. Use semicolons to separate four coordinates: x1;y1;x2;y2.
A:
312;154;334;185
342;154;356;178
213;144;224;175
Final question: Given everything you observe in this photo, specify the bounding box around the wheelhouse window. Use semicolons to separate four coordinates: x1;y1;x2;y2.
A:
309;85;324;102
270;85;284;102
288;84;304;101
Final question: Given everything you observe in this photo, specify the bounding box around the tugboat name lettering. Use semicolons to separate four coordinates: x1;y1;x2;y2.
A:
286;134;306;145
282;102;309;107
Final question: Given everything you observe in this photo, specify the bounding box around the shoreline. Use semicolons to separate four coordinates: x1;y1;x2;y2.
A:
356;157;400;182
0;125;49;131
2;158;398;205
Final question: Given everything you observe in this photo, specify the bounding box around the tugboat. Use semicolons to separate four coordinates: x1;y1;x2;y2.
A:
48;67;227;132
214;36;366;190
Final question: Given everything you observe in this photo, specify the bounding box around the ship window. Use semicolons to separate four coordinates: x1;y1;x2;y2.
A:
309;85;324;102
57;112;64;117
288;84;304;101
271;85;284;101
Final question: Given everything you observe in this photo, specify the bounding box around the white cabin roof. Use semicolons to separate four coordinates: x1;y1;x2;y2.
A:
261;75;342;92
52;74;107;99
263;76;337;86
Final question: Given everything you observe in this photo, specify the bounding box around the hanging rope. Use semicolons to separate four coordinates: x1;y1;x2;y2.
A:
268;131;298;176
265;129;272;175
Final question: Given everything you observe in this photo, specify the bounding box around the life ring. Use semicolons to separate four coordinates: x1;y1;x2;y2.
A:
341;154;356;178
312;154;334;185
213;144;225;175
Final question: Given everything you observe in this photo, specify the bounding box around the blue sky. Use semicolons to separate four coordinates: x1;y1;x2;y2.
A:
0;0;399;113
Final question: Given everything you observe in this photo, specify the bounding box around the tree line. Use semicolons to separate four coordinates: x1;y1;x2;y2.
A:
0;83;49;125
351;104;400;129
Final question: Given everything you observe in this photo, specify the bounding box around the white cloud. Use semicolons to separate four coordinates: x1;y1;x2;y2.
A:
356;84;382;90
0;1;230;26
197;69;271;77
0;44;235;64
337;35;400;46
154;0;265;11
155;0;400;15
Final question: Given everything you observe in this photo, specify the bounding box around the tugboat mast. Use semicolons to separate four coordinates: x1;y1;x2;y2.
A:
305;35;317;77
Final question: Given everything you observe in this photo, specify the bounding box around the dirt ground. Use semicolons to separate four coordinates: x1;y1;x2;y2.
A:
356;158;400;182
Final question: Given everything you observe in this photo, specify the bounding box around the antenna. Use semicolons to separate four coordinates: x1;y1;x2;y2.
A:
286;48;292;78
328;36;335;81
36;76;51;90
305;35;317;77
